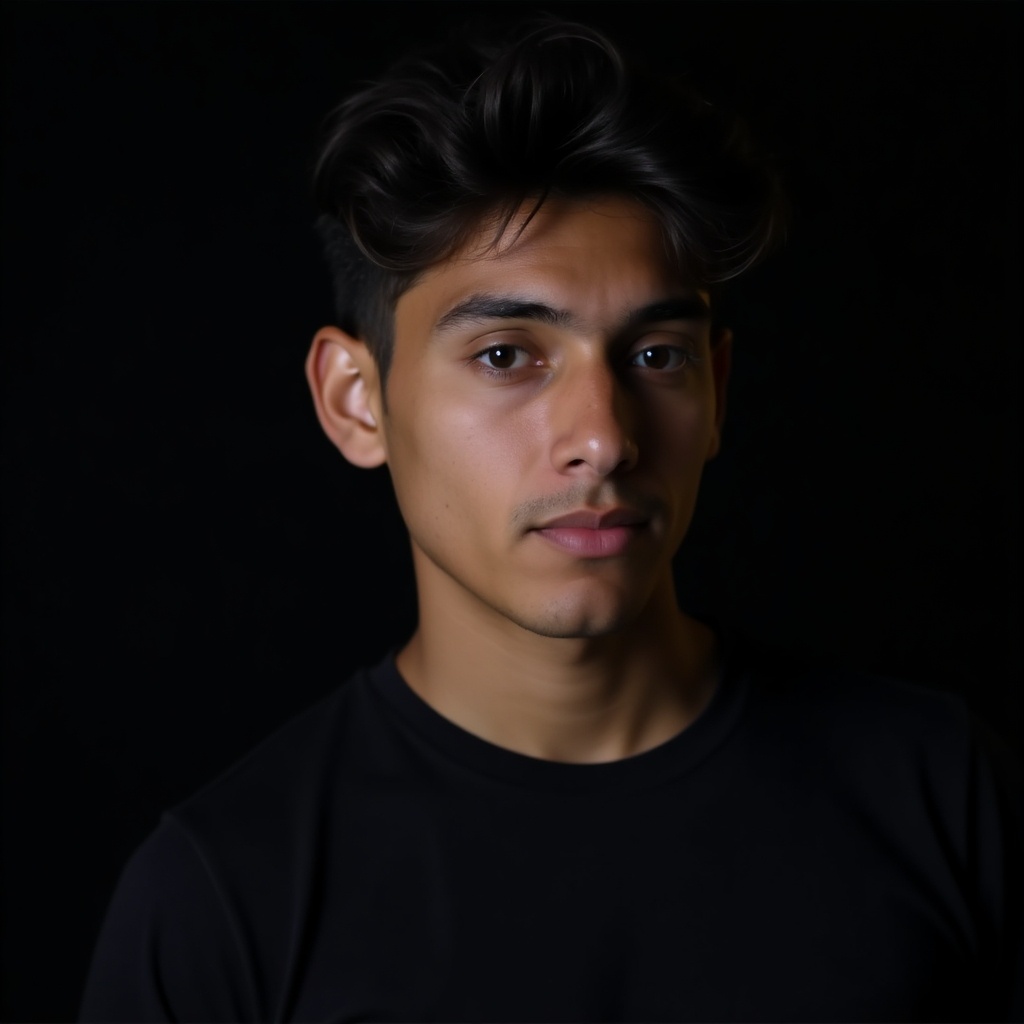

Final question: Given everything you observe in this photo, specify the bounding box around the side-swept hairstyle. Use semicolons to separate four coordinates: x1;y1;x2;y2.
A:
314;16;785;383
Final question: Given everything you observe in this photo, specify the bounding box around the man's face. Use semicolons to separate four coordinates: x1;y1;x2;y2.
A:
378;196;729;640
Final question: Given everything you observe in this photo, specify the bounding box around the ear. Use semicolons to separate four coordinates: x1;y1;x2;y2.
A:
705;327;733;461
305;326;387;468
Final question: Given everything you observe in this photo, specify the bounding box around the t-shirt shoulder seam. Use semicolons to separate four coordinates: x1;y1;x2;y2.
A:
159;812;263;1012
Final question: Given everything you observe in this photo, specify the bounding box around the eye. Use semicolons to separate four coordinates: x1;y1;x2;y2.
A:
474;344;532;372
628;344;692;371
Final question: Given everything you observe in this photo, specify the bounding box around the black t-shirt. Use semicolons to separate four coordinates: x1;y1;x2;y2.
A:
81;650;1023;1022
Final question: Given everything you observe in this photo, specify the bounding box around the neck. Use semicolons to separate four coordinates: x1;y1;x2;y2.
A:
396;567;720;764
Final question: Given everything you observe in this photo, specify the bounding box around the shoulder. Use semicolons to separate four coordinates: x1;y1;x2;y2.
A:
738;641;985;764
80;815;259;1020
82;657;398;1020
733;639;1022;868
171;657;387;839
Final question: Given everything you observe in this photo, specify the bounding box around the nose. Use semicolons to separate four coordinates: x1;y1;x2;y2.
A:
548;357;639;478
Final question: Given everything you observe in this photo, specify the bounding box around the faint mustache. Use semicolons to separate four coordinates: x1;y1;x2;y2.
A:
511;484;659;531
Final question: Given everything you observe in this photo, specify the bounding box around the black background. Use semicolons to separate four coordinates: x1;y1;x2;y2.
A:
2;2;1021;1019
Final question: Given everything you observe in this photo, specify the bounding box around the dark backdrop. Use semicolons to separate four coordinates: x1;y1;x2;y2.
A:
2;2;1020;1019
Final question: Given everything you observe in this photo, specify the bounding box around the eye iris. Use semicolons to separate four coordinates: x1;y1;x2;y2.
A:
488;346;516;369
642;347;671;369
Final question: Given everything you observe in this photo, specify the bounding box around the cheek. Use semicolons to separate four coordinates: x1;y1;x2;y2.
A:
655;401;717;532
445;401;535;471
640;394;716;469
384;393;525;545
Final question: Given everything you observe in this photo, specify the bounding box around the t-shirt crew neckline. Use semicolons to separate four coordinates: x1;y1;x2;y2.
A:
369;650;749;795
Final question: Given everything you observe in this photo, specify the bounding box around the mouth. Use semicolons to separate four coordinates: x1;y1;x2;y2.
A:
531;507;650;558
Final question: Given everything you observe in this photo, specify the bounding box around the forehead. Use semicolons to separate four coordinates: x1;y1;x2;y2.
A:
394;197;703;337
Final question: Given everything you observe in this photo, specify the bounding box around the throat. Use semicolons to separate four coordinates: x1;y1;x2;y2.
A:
395;609;720;764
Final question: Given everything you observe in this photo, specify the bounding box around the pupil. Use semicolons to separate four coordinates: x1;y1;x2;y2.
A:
490;347;515;368
644;347;667;368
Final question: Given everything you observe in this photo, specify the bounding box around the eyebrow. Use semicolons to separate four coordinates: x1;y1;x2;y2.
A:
433;293;711;336
622;298;711;330
435;295;579;334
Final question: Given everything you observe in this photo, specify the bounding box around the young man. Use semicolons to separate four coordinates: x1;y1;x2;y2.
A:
81;18;1021;1022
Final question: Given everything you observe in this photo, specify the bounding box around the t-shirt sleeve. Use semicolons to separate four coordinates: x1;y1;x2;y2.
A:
79;815;260;1022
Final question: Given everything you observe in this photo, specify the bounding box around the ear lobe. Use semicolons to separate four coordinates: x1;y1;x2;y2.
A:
305;326;387;468
705;327;733;461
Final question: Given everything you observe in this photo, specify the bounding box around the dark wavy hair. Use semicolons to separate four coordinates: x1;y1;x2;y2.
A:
313;16;786;384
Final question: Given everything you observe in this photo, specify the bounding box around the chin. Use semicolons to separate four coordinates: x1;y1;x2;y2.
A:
509;594;642;640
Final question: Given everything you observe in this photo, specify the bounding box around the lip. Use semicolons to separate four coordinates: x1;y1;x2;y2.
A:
531;507;649;557
537;507;649;531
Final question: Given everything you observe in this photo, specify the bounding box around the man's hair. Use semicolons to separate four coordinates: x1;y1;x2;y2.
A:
313;16;786;384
